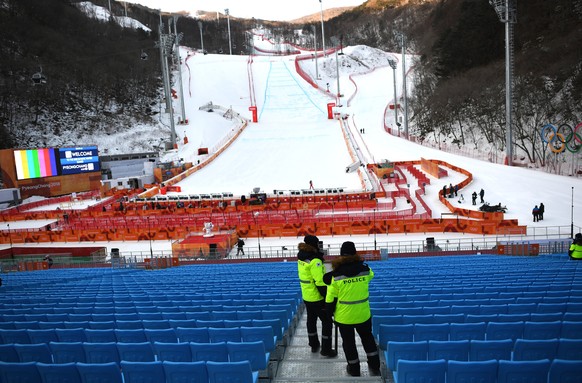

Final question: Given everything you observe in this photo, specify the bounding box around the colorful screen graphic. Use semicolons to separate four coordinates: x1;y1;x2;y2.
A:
58;146;100;175
13;146;100;180
13;148;59;180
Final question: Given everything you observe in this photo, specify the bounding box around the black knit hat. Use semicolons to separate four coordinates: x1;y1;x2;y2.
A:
304;235;320;249
340;241;357;256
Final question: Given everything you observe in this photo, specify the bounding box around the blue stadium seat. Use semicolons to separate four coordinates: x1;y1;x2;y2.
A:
76;362;123;383
138;313;163;321
465;314;498;323
497;313;530;322
507;303;537;314
469;339;513;361
84;329;117;343
479;304;508;315
0;344;19;362
447;360;498;383
90;314;115;322
176;327;209;343
560;321;582;339
0;361;42;382
414;323;450;341
50;341;86;363
55;328;86;342
224;319;253;328
27;329;58;344
38;321;64;330
88;321;115;330
396;359;446;383
115;320;143;330
402;315;434;325
144;328;178;343
556;339;582;361
433;314;464;324
208;327;242;343
450;305;480;316
529;313;563;322
513;338;559;361
240;326;277;354
252;319;283;342
14;343;52;363
537;303;567;314
162;361;208;383
449;322;486;341
169;319;198;329
497;359;551;383
548;359;582;383
0;329;30;344
83;342;121;365
486;321;524;341
142;320;171;329
372;315;403;336
114;329;147;343
116;342;156;362
36;361;82;383
185;312;212;321
227;340;270;374
523;321;562;340
206;360;259;383
211;311;239;321
428;340;469;361
120;361;166;383
385;341;428;372
190;341;229;362
13;321;40;330
378;324;414;350
161;312;187;321
153;342;193;362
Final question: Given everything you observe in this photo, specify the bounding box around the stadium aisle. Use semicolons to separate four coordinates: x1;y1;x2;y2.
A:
272;307;386;382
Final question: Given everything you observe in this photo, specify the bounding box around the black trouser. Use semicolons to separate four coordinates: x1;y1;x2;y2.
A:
304;300;333;351
338;318;380;373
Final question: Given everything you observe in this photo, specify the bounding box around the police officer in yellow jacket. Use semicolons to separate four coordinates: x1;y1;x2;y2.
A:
324;241;380;377
297;235;337;357
569;233;582;260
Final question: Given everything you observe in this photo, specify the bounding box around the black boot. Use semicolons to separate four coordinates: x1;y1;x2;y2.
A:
368;354;381;376
346;363;361;377
309;335;320;353
320;336;337;357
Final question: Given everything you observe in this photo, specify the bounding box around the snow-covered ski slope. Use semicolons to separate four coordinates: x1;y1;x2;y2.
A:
162;34;581;229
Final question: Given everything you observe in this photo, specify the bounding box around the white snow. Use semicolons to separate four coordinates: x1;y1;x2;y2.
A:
2;34;581;257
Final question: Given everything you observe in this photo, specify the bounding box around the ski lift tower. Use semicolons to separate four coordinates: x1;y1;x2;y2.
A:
489;0;517;166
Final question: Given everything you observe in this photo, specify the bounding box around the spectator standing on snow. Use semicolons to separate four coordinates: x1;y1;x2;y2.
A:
538;203;545;220
442;185;448;198
479;189;485;203
309;180;314;190
532;205;540;222
472;192;478;205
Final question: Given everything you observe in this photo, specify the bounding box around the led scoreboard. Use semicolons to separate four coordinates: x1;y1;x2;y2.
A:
58;146;100;176
13;146;101;180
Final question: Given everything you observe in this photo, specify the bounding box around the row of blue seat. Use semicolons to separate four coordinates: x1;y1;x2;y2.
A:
0;359;259;383
370;291;582;300
385;338;582;371
377;320;582;348
0;305;295;320
0;295;300;305
371;297;582;307
372;313;582;332
393;358;582;383
371;300;582;311
0;340;270;370
0;324;281;347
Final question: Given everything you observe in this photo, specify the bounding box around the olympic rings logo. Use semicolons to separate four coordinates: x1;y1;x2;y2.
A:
540;123;582;153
